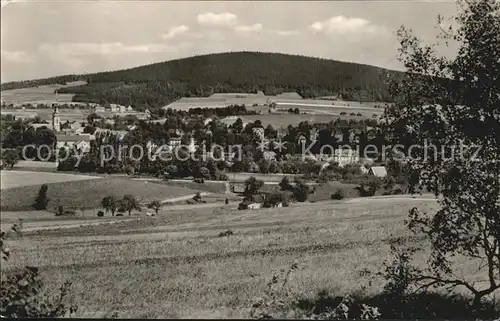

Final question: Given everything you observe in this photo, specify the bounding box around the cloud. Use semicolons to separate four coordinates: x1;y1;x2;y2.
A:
273;30;300;37
1;50;34;63
197;12;238;27
39;42;191;57
161;25;190;39
234;23;263;33
309;16;387;35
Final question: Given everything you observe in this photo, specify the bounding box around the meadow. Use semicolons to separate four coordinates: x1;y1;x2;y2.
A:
0;170;101;189
0;175;202;211
0;81;87;105
2;196;494;318
240;114;340;128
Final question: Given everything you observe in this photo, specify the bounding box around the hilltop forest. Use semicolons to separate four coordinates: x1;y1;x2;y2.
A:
0;52;405;109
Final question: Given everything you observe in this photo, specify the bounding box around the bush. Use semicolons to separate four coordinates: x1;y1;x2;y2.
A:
331;189;345;200
356;177;382;197
263;192;288;208
97;210;104;217
292;179;313;202
0;226;77;318
218;230;234;237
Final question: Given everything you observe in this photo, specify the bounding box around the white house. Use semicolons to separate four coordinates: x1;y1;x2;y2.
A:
263;151;277;161
248;203;262;210
252;127;265;141
369;166;388;178
95;106;106;113
109;104;119;113
204;118;213;126
333;148;359;167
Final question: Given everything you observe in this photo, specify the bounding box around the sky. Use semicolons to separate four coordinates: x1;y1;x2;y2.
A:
0;0;460;83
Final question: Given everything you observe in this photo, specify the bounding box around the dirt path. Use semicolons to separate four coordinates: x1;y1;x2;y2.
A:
160;192;212;204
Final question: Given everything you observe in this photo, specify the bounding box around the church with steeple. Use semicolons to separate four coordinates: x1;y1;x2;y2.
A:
52;104;61;133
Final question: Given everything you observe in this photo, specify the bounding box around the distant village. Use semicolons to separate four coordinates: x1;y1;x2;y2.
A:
1;92;390;186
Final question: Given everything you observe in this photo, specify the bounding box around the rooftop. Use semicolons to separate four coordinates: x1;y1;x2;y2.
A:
56;134;93;142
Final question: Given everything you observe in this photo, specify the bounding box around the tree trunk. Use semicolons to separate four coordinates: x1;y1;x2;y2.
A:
472;294;483;311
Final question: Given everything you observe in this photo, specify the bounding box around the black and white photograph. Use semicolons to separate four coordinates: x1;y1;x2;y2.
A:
1;0;499;319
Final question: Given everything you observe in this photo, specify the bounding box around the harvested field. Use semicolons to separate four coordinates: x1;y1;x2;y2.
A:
2;197;493;318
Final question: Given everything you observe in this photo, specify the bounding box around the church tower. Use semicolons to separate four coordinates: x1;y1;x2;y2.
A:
52;104;61;133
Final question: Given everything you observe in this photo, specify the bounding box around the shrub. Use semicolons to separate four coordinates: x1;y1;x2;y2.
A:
263;192;288;208
279;176;293;191
292;179;313;202
356;177;382;197
0;226;77;318
331;189;345;200
218;230;234;237
97;210;104;217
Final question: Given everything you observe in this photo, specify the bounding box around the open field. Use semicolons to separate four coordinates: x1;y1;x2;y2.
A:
1;86;74;105
148;179;229;194
0;170;101;189
309;182;360;201
239;114;339;128
0;176;203;211
17;108;108;122
2;197;494;318
1;81;88;105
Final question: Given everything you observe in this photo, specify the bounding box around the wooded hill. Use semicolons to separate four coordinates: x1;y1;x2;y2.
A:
1;51;405;109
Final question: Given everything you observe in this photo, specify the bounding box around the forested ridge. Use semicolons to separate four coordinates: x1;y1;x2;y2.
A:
1;51;405;108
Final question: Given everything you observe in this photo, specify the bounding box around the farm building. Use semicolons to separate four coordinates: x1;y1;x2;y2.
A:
61;121;84;134
94;129;128;141
238;199;262;210
369;166;388;178
30;123;55;131
56;134;94;153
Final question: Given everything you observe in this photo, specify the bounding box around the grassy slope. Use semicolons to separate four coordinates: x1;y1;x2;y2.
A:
151;180;228;194
2;198;490;318
0;170;100;190
0;178;202;211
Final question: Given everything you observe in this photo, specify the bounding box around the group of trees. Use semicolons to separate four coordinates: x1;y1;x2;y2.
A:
278;176;315;202
100;195;142;216
0;102;95;110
